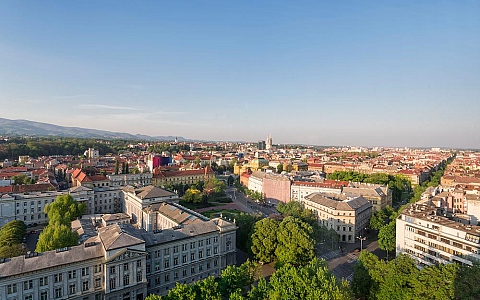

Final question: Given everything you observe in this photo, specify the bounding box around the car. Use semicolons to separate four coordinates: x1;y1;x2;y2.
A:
27;224;33;228
33;223;38;227
250;205;254;208
30;230;37;234
354;247;361;252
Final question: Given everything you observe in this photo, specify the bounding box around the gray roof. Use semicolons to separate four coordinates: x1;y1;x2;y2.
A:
304;193;372;211
124;185;177;199
0;240;103;278
98;224;145;250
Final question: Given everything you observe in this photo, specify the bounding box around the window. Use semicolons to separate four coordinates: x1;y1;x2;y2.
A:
164;248;170;255
24;280;33;290
198;240;204;247
109;278;116;290
69;284;76;295
94;264;102;273
25;295;33;300
82;281;89;291
207;262;211;269
155;277;160;285
164;259;170;268
190;242;195;249
191;267;195;274
68;270;77;279
191;253;195;261
123;263;129;271
213;237;218;243
123;274;130;286
199;250;203;258
39;276;48;286
182;269;187;277
55;287;62;298
173;245;179;253
207;248;211;256
183;255;187;263
7;283;17;294
40;291;48;300
214;260;218;267
174;257;179;266
95;277;102;288
165;274;170;282
55;273;63;283
82;267;90;276
182;244;187;251
110;266;116;275
214;247;218;254
136;271;142;283
154;250;161;258
199;264;203;271
207;238;211;245
136;260;142;267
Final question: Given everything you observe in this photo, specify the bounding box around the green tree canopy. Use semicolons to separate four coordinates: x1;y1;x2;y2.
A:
275;217;315;266
183;188;203;204
378;221;396;258
45;194;86;225
250;218;279;263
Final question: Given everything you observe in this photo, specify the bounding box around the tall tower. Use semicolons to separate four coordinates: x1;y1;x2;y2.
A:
266;134;272;150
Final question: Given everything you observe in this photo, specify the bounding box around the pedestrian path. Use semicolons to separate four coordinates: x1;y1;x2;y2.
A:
346;253;358;263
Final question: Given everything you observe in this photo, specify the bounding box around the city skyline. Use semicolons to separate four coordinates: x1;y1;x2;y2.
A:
1;1;479;148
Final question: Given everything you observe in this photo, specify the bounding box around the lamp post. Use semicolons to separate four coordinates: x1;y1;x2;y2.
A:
357;235;367;251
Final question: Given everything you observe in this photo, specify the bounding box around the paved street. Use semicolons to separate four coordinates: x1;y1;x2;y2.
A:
226;188;277;216
317;238;380;282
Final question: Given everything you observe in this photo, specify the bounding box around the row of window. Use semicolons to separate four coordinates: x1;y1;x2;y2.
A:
150;260;218;287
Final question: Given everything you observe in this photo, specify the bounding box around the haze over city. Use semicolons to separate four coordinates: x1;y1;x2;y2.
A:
1;1;479;148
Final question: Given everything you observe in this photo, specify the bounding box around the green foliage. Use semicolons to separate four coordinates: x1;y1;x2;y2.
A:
0;220;27;258
377;221;396;257
36;194;85;252
183;188;203;203
45;194;86;225
219;261;259;297
327;171;411;204
276;164;284;174
284;164;294;172
35;222;79;252
369;206;396;231
267;258;352;300
11;174;35;185
250;218;279;263
203;178;227;200
353;252;480;300
234;213;260;253
275;216;315;266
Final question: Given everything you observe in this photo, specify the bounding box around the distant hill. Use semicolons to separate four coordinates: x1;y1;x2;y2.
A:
0;118;186;141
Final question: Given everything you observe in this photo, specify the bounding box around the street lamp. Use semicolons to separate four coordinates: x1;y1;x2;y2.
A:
357;235;367;251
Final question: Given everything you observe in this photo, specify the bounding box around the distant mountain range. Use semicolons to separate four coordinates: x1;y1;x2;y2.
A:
0;118;186;141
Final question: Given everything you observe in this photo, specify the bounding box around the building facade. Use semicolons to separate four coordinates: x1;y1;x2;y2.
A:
301;193;372;243
396;204;480;267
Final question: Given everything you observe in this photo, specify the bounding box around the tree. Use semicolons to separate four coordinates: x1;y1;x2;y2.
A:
125;163;129;174
36;194;86;252
378;221;396;259
0;220;27;258
284;164;294;173
234;213;259;253
275;217;315;266
267;258;352;299
44;194;86;225
250;218;279;263
183;188;203;203
115;160;119;175
35;223;79;252
219;261;258;297
276;164;284;174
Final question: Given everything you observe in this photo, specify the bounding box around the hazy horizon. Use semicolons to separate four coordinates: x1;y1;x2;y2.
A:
1;1;479;148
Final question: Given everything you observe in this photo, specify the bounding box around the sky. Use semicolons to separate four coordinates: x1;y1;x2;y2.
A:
1;1;479;148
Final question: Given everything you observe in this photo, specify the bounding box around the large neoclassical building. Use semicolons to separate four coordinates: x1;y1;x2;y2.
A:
0;186;237;300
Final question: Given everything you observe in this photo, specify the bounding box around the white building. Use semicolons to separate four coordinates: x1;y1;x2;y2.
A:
107;174;153;188
396;204;480;267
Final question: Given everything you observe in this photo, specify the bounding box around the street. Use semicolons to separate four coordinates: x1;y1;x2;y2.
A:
226;187;277;216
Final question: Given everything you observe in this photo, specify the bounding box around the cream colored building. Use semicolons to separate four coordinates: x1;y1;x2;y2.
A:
302;193;372;243
396;204;480;267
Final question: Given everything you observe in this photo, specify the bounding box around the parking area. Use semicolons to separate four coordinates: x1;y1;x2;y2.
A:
25;226;44;252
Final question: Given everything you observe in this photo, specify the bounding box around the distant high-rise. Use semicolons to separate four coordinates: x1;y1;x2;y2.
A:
258;140;266;150
266;134;273;150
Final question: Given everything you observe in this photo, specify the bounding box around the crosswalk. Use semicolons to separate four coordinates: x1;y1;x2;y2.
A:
320;249;341;260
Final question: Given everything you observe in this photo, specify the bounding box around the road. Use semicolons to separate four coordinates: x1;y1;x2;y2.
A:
317;238;381;282
226;187;277;216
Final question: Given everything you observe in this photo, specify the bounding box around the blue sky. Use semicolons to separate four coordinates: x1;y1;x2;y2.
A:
1;1;479;148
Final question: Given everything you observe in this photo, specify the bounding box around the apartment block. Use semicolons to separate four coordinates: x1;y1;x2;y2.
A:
396;204;480;267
